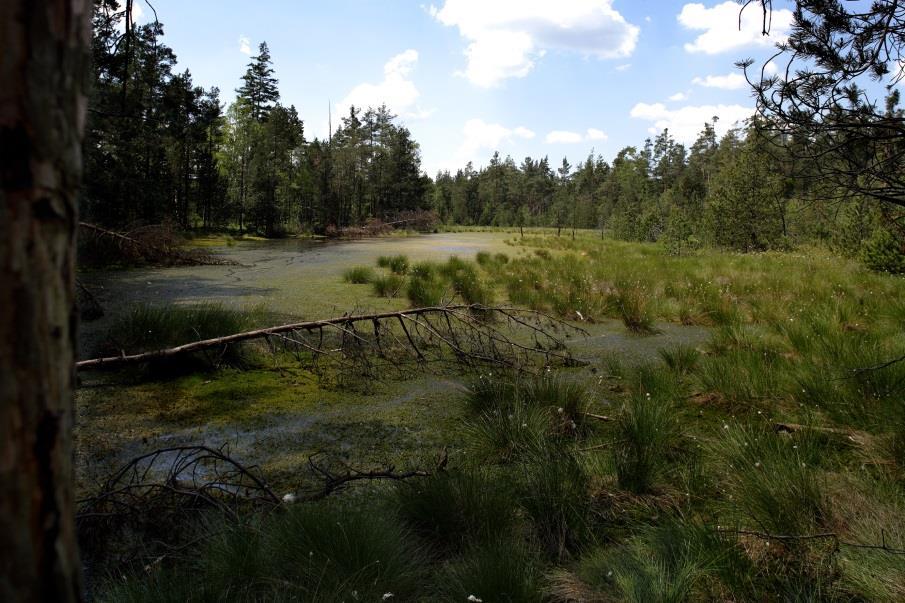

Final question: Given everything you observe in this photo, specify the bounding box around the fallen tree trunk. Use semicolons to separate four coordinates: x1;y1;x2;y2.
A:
77;305;583;372
79;222;237;266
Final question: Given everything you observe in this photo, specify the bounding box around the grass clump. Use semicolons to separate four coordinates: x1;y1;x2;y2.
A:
377;254;410;274
658;345;701;375
441;256;494;305
395;467;515;549
435;539;544;603
342;265;376;284
613;386;683;494
715;423;827;536
100;501;424;602
372;273;405;298
407;261;448;306
609;282;657;333
577;520;755;602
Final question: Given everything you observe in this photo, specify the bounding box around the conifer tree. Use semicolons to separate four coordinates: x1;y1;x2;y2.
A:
237;42;280;122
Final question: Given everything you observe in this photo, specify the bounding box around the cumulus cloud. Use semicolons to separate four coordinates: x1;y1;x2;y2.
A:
338;49;433;121
629;102;751;143
546;128;608;143
678;1;793;54
459;118;535;157
431;0;640;87
239;35;252;55
668;92;688;101
692;72;747;90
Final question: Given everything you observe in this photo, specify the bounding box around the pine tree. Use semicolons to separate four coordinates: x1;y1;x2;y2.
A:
237;42;280;122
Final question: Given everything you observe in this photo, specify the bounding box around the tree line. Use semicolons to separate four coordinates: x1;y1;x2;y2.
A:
83;1;430;236
84;0;902;267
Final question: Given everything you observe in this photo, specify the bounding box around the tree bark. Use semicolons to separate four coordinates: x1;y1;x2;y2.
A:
0;1;91;601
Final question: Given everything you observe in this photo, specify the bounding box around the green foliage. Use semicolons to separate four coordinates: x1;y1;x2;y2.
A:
342;265;376;284
377;254;411;275
861;228;905;273
609;282;657;333
658;345;701;375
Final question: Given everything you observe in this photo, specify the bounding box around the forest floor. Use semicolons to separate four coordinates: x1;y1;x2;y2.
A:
77;229;905;601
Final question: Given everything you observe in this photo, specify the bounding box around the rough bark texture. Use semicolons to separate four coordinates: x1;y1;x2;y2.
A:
0;1;91;601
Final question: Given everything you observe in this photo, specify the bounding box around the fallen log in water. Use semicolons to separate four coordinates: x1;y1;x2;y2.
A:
77;304;586;372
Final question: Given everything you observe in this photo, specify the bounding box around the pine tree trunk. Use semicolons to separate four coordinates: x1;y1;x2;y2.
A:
0;2;91;601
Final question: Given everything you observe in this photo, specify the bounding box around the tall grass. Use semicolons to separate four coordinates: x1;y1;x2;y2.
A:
613;380;683;494
407;261;448;306
372;273;405;298
96;302;264;370
714;423;827;536
342;265;375;284
377;254;410;274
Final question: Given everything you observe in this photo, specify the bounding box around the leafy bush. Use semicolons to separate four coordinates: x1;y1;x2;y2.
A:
377;254;410;274
342;265;376;284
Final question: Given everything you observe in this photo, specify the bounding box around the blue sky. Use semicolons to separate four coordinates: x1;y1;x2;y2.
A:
130;1;794;175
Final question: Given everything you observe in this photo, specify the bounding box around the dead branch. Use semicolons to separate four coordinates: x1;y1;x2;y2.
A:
77;305;586;374
293;451;439;502
79;222;237;266
719;528;905;556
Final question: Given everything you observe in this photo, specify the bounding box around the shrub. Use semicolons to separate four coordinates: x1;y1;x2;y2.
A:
343;265;376;284
378;254;410;274
372;273;405;298
862;228;905;274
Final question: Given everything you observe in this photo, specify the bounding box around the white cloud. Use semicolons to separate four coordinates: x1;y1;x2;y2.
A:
338;49;433;121
239;35;252;55
678;1;793;54
615;63;632;72
668;91;688;101
432;0;640;87
546;128;608;143
449;119;535;167
692;72;747;90
629;102;752;143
